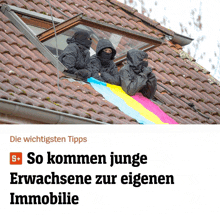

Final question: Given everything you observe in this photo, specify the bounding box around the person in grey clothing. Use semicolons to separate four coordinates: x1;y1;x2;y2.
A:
58;30;92;82
119;49;157;99
87;39;120;85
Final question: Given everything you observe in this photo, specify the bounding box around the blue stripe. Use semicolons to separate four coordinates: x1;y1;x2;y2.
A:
87;77;106;86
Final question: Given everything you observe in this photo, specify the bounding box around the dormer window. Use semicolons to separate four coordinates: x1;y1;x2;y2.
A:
1;4;163;69
37;14;163;63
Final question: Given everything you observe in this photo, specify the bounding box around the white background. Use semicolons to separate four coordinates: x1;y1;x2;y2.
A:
0;125;219;214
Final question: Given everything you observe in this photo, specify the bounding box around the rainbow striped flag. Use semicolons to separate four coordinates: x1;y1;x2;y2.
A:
87;77;178;124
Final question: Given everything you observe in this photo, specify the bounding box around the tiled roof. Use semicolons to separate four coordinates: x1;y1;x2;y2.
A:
0;0;220;124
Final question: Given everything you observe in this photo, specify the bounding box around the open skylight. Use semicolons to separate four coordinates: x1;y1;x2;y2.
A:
37;14;163;62
1;4;163;67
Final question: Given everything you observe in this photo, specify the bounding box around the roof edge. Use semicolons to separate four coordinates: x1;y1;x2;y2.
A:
107;0;195;47
0;99;105;124
107;0;138;14
107;0;174;36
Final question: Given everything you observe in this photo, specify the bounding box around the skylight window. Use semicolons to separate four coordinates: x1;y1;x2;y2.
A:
27;24;96;57
1;4;163;68
37;14;163;62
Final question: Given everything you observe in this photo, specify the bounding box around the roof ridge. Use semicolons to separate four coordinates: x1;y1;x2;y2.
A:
107;0;174;36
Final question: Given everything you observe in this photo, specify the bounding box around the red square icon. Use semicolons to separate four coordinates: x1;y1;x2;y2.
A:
10;152;22;165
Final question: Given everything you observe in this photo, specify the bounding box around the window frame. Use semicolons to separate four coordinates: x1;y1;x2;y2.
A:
1;4;164;68
37;13;164;51
1;4;66;72
37;13;164;65
37;14;164;44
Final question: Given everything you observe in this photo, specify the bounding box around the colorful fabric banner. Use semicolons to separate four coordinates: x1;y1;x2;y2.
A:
87;77;177;124
132;93;178;124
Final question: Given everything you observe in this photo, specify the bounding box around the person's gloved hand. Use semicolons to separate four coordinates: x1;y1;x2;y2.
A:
66;69;75;74
142;67;152;77
77;69;91;78
140;61;148;68
101;72;112;79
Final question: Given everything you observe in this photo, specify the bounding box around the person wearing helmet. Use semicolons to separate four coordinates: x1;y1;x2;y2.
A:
87;39;120;85
119;49;157;99
58;30;92;81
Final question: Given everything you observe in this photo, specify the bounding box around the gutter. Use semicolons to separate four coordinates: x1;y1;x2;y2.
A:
107;0;194;47
172;33;194;46
0;99;105;124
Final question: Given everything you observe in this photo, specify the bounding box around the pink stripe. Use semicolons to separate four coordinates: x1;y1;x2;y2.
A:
132;93;178;124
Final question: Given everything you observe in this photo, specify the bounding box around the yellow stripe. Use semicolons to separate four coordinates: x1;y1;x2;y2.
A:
107;84;167;124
